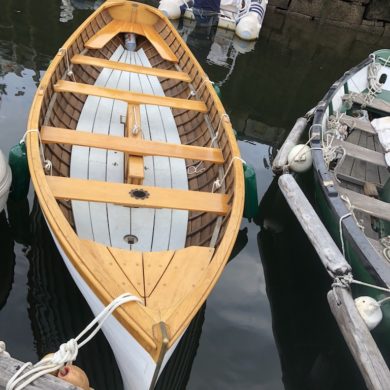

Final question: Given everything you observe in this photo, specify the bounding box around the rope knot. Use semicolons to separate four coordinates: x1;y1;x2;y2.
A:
51;339;78;366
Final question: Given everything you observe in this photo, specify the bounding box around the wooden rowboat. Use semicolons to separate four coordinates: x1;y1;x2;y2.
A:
26;1;244;388
311;50;390;361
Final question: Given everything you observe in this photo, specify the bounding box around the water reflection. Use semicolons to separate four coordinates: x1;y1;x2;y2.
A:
0;211;15;311
257;176;367;390
0;0;389;388
27;199;124;390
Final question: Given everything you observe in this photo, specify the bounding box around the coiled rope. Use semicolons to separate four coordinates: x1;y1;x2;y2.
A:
6;293;142;390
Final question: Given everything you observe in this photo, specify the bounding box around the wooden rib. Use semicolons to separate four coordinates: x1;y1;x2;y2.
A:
338;187;390;222
41;126;224;163
47;176;229;215
339;115;376;135
332;139;387;167
54;80;207;112
85;20;178;62
71;54;191;82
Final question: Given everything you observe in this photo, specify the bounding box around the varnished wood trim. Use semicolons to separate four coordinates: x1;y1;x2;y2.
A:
41;126;224;163
54;80;207;112
47;176;229;215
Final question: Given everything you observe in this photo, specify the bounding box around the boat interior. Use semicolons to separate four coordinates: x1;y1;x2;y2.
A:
321;53;390;264
39;2;236;254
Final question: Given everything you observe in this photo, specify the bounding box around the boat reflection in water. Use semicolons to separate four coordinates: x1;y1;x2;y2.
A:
257;176;367;390
0;210;15;311
172;16;255;87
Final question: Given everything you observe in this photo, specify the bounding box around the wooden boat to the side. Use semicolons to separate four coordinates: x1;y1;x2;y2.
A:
311;49;390;358
26;1;244;388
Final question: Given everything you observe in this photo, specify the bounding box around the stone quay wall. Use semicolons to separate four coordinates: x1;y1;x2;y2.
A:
268;0;390;36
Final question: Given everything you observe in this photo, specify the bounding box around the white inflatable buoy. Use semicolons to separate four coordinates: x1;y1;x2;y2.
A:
235;12;261;41
287;144;312;173
158;0;184;19
0;150;12;212
355;296;383;330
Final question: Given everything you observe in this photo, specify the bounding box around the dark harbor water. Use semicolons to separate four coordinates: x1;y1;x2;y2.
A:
0;1;388;389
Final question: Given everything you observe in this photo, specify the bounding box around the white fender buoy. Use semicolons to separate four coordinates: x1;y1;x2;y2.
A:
235;0;267;41
287;144;312;173
57;365;91;390
355;296;383;330
0;150;12;212
235;12;261;41
158;0;184;19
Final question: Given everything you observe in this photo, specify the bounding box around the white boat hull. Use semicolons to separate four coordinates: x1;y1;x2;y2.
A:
49;230;183;390
0;151;12;213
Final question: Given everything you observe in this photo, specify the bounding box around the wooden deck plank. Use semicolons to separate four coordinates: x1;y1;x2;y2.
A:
70;45;125;242
132;51;172;252
136;49;189;251
338;186;390;222
54;80;207;112
47;176;229;215
41;126;224;163
127;52;155;252
71;54;191;82
106;53;132;250
332;138;387;167
85;20;178;62
146;247;215;310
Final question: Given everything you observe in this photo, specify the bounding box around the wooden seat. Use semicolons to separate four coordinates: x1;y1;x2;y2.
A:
125;104;144;184
71;54;191;82
41;126;224;163
338;115;377;135
47;176;229;215
338;187;390;222
85;20;178;62
54;80;207;112
332;139;387;167
343;93;390;115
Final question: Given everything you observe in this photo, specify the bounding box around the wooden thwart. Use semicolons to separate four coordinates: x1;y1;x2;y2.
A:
54;80;207;112
332;139;387;167
337;187;390;222
85;20;178;62
343;93;390;115
339;115;376;135
41;126;224;163
71;55;191;82
47;176;229;215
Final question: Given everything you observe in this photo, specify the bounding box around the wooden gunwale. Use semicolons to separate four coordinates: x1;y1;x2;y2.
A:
26;0;244;357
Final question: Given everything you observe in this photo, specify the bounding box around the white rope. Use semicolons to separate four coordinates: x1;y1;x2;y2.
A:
338;212;352;257
6;293;142;390
212;156;245;193
131;105;140;135
21;129;52;175
187;78;211;99
0;341;10;358
380;236;390;263
58;47;76;82
187;131;220;175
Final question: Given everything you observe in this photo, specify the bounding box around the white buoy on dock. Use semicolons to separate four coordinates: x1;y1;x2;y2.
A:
0;150;12;212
